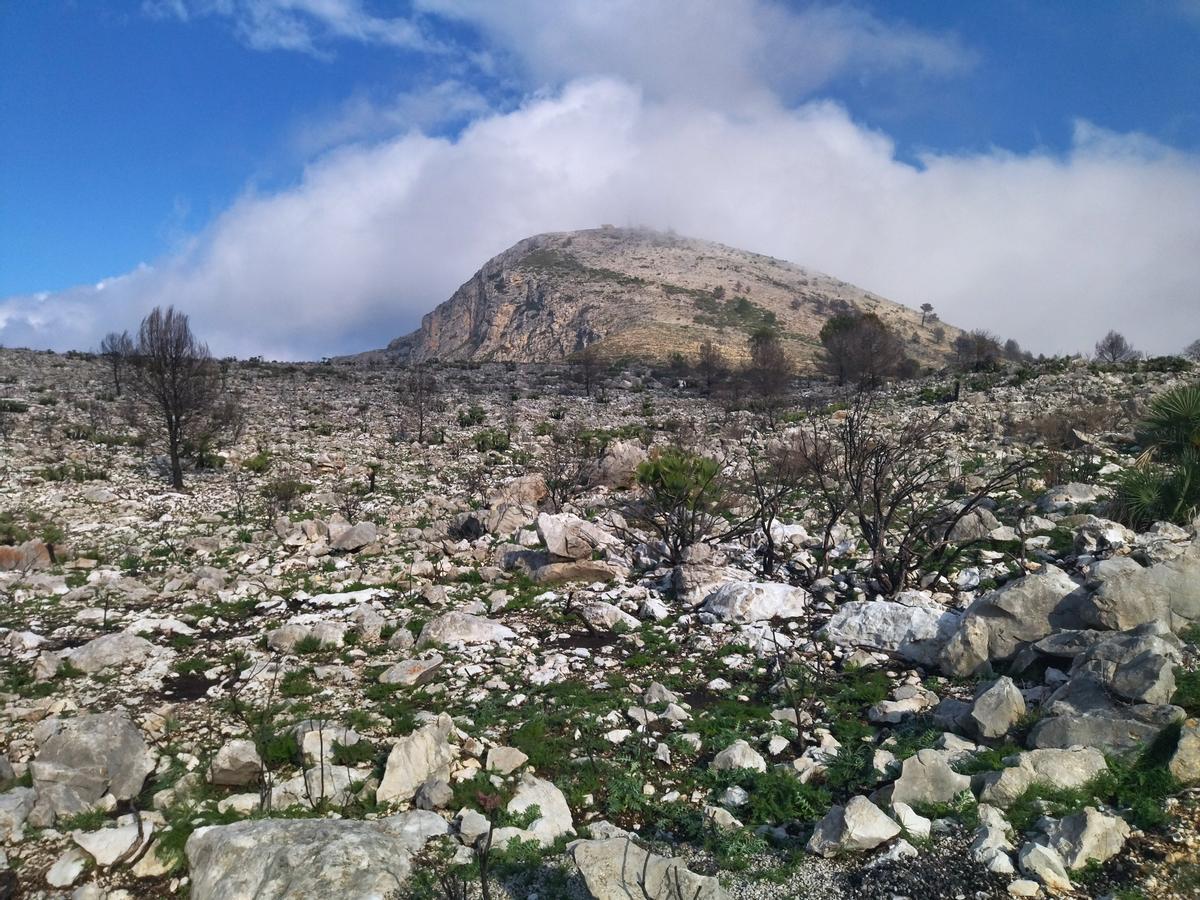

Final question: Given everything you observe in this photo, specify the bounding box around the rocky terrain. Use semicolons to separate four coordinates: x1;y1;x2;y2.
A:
1;345;1198;900
368;227;963;368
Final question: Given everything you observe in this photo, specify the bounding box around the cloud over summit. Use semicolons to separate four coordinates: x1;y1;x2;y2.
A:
4;3;1198;359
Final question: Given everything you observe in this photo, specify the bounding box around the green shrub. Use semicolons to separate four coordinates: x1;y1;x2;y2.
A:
1116;382;1200;528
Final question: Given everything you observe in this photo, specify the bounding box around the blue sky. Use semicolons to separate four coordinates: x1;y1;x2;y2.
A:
1;1;1198;358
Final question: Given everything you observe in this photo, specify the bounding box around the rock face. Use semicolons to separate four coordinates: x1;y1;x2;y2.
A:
185;813;447;900
571;837;728;900
368;228;961;368
701;581;810;623
31;713;155;824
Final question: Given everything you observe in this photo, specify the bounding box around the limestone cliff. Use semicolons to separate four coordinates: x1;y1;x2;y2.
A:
374;227;961;369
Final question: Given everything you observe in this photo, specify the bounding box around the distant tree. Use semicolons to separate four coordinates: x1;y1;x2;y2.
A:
919;303;934;327
99;330;134;396
128;306;223;489
570;343;602;398
932;325;946;344
953;329;1003;372
819;312;911;387
398;364;440;443
1185;339;1200;362
1094;330;1140;364
695;339;726;394
744;327;792;421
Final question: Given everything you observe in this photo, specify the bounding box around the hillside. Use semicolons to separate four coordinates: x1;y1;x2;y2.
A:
372;227;962;370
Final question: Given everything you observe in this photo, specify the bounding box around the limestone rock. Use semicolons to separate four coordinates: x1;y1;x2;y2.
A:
807;795;901;857
570;837;728;900
416;613;515;648
968;677;1026;741
377;714;457;805
702;581;810;624
821;593;960;667
208;740;263;787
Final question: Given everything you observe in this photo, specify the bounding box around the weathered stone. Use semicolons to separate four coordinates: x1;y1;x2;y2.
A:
330;521;378;552
807;796;900;857
486;746;529;775
185;813;446;900
536;512;617;561
208;739;262;787
1018;842;1072;895
888;749;971;806
376;714;457;805
416;612;515;648
821;593;960;667
1168;718;1200;784
938;567;1087;677
709;740;767;773
1045;807;1129;870
968;677;1026;741
570;837;728;900
66;632;157;674
0;787;35;841
31;713;154;824
578;601;640;632
702;581;810;624
978;749;1108;808
1079;537;1200;631
378;655;443;686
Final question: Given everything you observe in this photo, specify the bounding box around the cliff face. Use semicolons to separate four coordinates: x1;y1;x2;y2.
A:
378;227;961;369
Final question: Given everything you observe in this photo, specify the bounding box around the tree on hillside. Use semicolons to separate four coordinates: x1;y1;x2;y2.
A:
128;306;224;489
570;343;602;398
398;364;441;444
1184;339;1200;362
99;330;134;396
819;312;911;387
920;303;934;327
952;329;1003;372
695;339;726;394
744;326;792;421
1094;330;1140;364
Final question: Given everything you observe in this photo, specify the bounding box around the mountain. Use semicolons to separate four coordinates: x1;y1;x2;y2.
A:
369;227;961;370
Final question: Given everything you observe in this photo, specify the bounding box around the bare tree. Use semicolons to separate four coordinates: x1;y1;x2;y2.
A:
128;306;223;489
1094;330;1141;364
919;302;933;326
398;364;440;443
788;394;1026;594
99;330;134;396
695;339;726;394
541;425;600;512
570;343;603;398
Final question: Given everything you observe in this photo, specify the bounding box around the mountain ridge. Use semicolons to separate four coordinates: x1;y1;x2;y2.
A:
359;227;963;371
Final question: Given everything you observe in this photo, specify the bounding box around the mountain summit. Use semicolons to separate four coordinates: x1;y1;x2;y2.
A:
374;227;960;370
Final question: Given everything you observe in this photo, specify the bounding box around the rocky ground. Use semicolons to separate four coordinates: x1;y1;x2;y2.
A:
0;347;1198;900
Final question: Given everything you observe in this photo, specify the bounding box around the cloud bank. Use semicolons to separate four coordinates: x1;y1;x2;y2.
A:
4;3;1198;359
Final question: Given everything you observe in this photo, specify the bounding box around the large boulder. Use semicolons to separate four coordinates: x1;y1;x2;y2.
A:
807;796;900;857
701;581;810;624
492;774;574;847
330;520;379;552
185;812;447;900
978;749;1107;808
968;677;1026;741
1169;719;1200;784
536;513;618;561
888;749;971;806
30;713;155;825
570;837;727;899
208;740;262;787
1045;807;1129;870
591;440;648;489
376;715;458;805
416;612;515;648
66;632;157;674
938;567;1088;677
821;593;960;667
1078;537;1200;632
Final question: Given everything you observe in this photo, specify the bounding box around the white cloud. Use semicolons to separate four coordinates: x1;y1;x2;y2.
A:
3;79;1197;360
143;0;434;55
